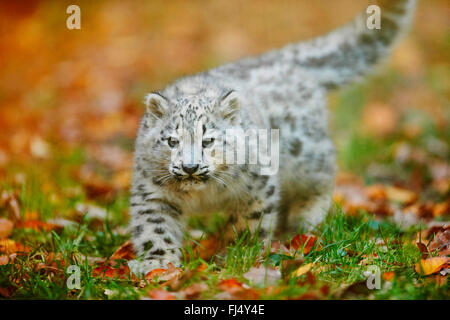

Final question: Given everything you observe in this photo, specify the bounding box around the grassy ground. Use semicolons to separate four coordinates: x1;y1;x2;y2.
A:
0;0;449;299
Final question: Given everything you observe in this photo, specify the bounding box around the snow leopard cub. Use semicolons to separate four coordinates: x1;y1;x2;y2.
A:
129;0;416;274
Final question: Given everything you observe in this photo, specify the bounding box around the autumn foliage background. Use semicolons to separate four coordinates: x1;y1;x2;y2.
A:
0;0;448;299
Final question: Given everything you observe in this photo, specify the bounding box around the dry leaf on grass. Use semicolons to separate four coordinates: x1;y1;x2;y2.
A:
293;263;313;277
0;253;16;266
243;265;281;286
382;271;395;281
145;262;182;282
415;256;449;275
17;220;62;232
0;218;13;239
289;234;317;254
0;239;30;255
180;283;209;299
385;186;418;205
109;240;135;261
217;278;260;300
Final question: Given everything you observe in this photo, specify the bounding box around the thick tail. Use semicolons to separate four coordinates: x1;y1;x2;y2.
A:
213;0;416;90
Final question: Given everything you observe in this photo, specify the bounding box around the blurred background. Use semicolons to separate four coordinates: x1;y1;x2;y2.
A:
0;0;448;220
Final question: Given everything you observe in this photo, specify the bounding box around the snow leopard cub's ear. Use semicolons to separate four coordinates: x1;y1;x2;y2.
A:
144;92;168;119
218;90;240;123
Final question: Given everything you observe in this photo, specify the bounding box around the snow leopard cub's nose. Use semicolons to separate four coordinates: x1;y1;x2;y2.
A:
182;164;199;175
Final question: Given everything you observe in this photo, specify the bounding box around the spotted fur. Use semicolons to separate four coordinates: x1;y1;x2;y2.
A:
128;0;416;275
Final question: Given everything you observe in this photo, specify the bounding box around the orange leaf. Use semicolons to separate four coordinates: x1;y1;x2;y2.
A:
415;257;449;275
92;263;131;279
17;220;60;232
0;239;30;254
365;184;387;201
382;271;395;281
218;278;244;291
290;234;317;254
145;263;182;282
0;218;14;239
109;241;135;262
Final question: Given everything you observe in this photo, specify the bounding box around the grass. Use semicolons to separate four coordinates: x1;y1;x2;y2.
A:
1;180;448;299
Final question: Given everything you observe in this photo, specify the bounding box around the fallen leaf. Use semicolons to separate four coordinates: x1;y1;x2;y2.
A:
92;261;133;280
190;235;220;261
147;289;176;300
243;265;281;286
0;218;14;239
180;283;208;299
416;242;429;259
293;263;313;277
432;202;449;217
0;253;16;265
0;239;30;254
218;278;244;291
145;262;182;282
415;256;449;275
0;190;21;221
218;279;259;300
109;241;135;262
0;287;13;298
428;229;450;254
281;258;304;279
365;184;387;201
385;186;418;205
17;219;61;232
290;234;317;254
382;271;395;281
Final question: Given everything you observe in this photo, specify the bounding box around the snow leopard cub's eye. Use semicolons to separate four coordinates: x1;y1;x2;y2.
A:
202;137;215;148
167;137;179;148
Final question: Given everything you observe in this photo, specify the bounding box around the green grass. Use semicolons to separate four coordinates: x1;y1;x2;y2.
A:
2;189;448;299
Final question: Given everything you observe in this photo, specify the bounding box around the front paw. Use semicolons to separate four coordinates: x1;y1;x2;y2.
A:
128;255;181;276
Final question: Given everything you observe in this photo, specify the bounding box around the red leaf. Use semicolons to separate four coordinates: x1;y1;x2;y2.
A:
290;234;317;254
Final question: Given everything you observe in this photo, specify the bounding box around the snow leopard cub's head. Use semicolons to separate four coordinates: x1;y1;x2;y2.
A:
138;82;240;191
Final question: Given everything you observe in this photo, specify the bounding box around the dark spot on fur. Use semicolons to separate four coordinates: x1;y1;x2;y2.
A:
150;249;166;256
263;205;274;214
164;237;173;245
248;211;262;220
139;209;155;215
289;138;302;156
147;217;165;224
266;185;275;197
258;229;268;238
154;227;165;234
133;225;143;237
143;241;153;251
140;192;153;199
259;175;269;188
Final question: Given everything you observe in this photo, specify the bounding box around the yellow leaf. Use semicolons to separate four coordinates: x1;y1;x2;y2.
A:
294;263;313;277
415;257;449;275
